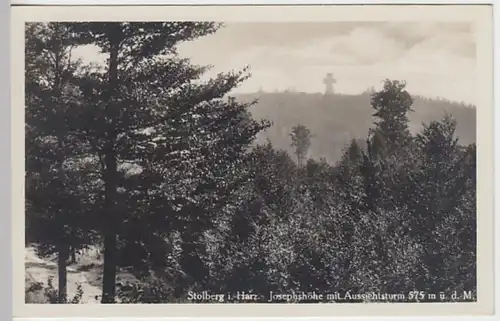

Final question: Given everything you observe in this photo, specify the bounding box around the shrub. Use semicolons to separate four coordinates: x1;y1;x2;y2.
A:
25;277;84;304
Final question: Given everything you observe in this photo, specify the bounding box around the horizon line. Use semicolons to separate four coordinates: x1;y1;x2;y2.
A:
231;90;477;107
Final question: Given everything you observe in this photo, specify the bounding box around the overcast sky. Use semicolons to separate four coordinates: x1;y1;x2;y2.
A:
75;21;477;105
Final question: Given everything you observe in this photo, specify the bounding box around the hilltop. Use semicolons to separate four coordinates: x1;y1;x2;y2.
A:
237;91;476;162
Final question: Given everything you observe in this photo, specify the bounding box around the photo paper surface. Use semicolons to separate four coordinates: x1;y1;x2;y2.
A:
11;4;494;317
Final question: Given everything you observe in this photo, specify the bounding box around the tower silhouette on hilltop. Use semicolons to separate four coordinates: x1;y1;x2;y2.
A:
323;73;336;95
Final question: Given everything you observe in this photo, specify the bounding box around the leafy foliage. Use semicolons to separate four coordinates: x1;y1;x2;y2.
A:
26;22;476;304
25;277;84;304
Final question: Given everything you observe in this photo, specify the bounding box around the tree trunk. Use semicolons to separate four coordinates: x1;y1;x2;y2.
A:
70;246;76;264
101;152;118;303
57;245;69;303
101;31;120;304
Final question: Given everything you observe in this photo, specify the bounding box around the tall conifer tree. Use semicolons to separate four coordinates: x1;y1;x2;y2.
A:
25;22;100;303
65;22;269;302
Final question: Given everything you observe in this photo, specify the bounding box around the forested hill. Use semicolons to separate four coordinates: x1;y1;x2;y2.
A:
237;91;476;162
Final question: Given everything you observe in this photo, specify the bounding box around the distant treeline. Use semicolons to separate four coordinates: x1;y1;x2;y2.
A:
238;91;476;162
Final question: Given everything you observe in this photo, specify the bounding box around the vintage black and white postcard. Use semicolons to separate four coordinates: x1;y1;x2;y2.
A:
11;4;494;318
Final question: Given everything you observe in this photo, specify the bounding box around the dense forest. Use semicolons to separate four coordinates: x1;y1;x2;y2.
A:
25;22;476;304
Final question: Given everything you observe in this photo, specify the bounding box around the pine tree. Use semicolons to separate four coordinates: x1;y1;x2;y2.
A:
64;22;269;302
25;22;100;303
366;79;418;211
343;80;417;295
370;79;413;153
411;115;461;238
410;114;472;293
289;124;312;167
